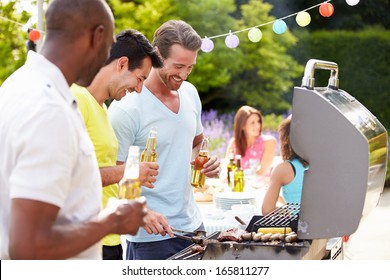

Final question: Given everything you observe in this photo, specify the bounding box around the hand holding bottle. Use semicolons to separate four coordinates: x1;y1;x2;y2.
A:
139;161;159;189
199;155;220;178
189;155;220;179
191;137;221;188
99;196;148;235
191;138;210;188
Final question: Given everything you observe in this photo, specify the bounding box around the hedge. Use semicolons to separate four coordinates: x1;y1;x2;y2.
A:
289;27;390;132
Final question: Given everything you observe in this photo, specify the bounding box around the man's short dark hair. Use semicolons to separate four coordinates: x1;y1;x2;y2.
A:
105;29;163;70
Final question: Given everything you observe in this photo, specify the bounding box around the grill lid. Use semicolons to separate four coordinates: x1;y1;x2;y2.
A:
291;59;388;239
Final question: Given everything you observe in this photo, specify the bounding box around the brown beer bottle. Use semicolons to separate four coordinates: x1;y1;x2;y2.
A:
118;146;141;199
140;126;157;162
191;137;209;188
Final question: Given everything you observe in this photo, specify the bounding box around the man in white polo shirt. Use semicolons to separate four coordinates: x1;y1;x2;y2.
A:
0;0;147;260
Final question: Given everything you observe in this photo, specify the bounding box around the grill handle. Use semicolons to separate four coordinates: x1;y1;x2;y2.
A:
301;59;339;90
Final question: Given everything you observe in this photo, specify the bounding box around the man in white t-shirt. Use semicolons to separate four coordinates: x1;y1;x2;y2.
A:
0;0;146;260
108;20;220;260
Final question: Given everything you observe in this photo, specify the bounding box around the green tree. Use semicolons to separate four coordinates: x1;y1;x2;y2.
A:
172;0;241;94
108;0;176;40
191;0;302;114
0;0;30;84
164;0;301;114
227;0;302;114
109;0;241;96
108;0;301;114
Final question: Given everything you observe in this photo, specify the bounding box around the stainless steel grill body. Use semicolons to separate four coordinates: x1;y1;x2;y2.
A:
291;59;388;240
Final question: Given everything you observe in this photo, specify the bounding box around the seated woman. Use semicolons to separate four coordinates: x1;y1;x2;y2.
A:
225;105;276;176
261;116;309;215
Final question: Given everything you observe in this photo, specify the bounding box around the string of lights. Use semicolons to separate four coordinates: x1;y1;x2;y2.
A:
201;0;360;52
0;0;360;49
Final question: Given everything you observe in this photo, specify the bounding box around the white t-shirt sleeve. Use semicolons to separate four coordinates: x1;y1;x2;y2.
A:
185;82;203;136
9;104;75;208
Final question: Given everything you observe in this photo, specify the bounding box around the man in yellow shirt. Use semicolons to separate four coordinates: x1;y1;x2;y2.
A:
72;29;171;259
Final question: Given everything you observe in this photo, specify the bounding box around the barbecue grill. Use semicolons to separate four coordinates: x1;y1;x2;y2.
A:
170;59;388;260
170;204;329;260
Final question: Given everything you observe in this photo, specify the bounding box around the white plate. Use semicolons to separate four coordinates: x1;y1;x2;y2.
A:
214;202;255;211
214;191;256;200
213;191;256;210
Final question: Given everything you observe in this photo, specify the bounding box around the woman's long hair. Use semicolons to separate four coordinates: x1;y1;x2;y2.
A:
279;116;308;167
233;105;263;157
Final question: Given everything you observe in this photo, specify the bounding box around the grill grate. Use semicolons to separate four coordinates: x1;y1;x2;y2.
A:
251;203;300;230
